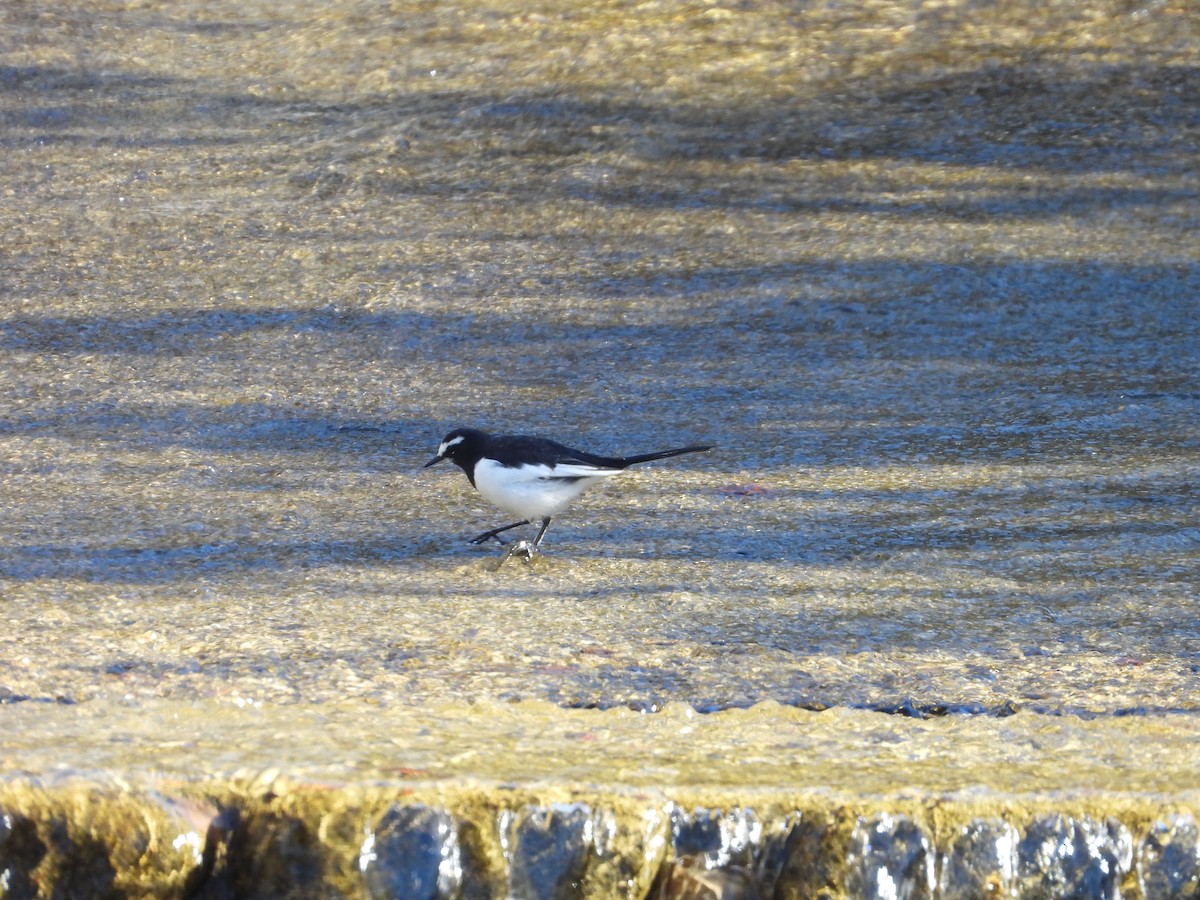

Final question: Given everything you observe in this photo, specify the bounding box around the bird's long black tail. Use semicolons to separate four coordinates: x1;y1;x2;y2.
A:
620;445;713;466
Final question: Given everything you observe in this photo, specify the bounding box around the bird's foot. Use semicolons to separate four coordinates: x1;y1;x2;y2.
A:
497;540;537;567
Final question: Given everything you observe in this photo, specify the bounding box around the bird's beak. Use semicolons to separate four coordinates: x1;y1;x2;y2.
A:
423;454;444;468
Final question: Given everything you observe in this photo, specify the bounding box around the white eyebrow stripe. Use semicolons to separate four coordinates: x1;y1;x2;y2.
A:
439;435;466;455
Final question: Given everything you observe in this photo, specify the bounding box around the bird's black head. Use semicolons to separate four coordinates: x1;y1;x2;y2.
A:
423;427;487;471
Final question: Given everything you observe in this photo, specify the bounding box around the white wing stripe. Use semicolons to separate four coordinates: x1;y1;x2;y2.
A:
538;463;624;479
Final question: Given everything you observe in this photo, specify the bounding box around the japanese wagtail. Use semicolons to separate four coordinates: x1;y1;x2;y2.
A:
424;427;713;561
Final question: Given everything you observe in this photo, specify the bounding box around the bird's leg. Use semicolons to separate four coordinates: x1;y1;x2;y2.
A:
532;517;553;548
469;520;531;545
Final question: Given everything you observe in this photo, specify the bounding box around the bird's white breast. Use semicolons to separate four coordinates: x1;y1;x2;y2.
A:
472;459;622;519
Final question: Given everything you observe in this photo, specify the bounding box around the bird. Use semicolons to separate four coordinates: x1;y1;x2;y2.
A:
423;427;713;561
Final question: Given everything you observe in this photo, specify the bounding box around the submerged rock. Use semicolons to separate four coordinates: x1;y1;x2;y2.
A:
845;813;935;899
669;806;762;869
360;803;463;900
1016;813;1132;899
937;818;1019;899
502;803;594;900
1137;814;1200;899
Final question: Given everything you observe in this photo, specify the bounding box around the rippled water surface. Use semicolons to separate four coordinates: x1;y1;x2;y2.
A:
1;0;1198;737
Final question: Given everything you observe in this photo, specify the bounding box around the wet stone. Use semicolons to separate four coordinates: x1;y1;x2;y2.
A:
360;803;463;900
1016;814;1132;900
937;818;1019;899
669;807;762;868
656;853;761;900
503;803;594;900
665;809;843;899
1137;814;1200;899
845;813;934;900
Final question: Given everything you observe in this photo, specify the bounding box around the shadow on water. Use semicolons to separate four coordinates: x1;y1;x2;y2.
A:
0;400;435;460
1;254;1196;462
0;306;441;355
0;466;1192;582
0;537;424;584
1;261;1197;357
3;38;1198;425
3;55;1199;178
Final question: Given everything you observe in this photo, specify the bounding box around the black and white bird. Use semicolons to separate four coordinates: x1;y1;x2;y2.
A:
423;427;713;560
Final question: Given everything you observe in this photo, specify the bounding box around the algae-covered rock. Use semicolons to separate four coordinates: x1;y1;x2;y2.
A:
0;787;215;898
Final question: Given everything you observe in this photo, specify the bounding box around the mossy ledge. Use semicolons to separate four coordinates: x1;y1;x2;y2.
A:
2;775;1198;898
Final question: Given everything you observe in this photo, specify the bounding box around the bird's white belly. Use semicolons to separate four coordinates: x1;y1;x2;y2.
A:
473;459;618;519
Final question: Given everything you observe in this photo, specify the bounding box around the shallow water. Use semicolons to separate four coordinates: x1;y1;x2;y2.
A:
1;0;1198;736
